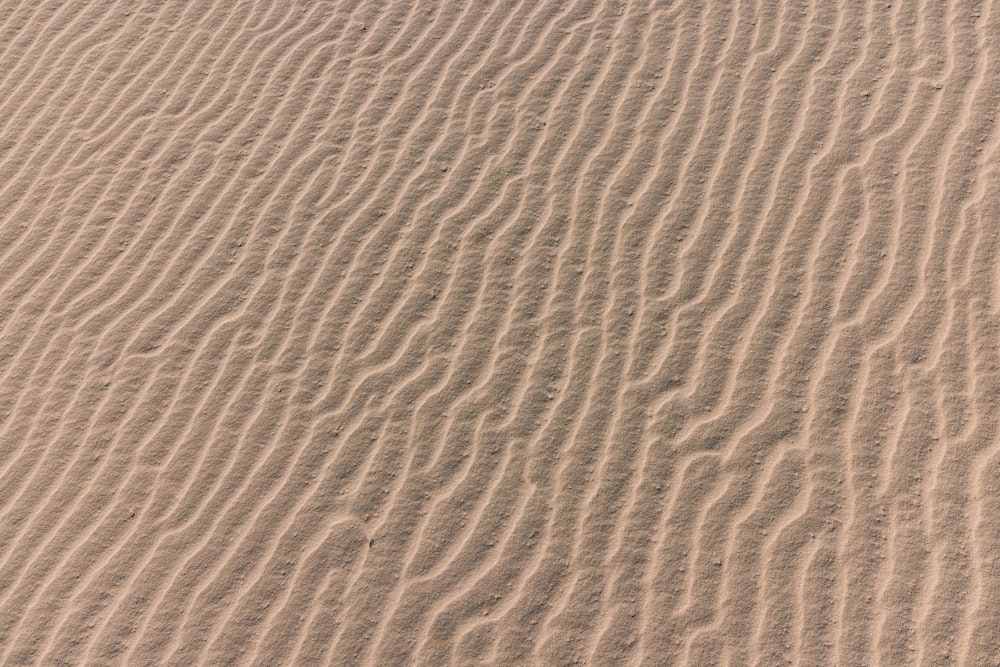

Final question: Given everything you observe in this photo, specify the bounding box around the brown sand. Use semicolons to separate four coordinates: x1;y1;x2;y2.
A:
0;0;998;665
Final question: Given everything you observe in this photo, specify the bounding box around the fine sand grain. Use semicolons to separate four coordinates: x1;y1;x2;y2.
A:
1;0;999;664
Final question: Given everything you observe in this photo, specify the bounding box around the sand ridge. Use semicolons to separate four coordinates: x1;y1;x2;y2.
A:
0;0;998;664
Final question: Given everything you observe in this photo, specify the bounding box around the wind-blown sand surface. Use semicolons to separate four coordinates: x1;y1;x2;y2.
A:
0;0;998;664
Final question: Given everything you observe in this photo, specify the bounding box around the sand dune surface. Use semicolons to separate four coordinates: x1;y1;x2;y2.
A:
0;0;999;664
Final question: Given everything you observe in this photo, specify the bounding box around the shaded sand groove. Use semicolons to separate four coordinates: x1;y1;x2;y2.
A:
0;0;998;664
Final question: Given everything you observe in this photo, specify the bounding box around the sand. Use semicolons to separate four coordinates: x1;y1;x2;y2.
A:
0;0;998;664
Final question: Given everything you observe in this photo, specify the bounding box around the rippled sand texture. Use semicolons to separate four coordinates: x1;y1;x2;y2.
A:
1;0;999;664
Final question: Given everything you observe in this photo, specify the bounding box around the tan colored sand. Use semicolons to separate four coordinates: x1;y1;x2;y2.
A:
0;0;998;664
